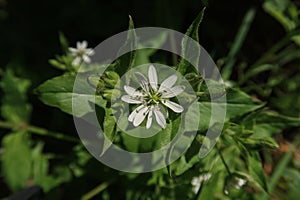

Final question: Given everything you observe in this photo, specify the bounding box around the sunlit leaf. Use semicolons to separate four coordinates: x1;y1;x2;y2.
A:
247;152;268;192
242;110;300;137
115;15;137;75
2;132;32;192
100;107;116;156
177;8;205;75
35;73;106;118
0;69;32;123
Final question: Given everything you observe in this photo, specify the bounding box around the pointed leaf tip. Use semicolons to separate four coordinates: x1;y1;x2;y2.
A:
128;15;134;29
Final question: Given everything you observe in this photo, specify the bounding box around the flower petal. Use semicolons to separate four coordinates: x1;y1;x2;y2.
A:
124;86;146;99
79;41;88;49
133;106;149;127
148;64;158;90
128;105;145;122
159;75;177;92
135;72;149;93
68;47;77;54
161;100;183;113
154;109;166;129
161;85;185;98
121;95;143;104
86;48;95;56
124;85;136;96
146;107;153;129
83;55;91;63
72;57;81;66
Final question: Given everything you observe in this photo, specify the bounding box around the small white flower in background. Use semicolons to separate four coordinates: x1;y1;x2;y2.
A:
121;64;185;129
235;177;247;189
191;173;211;194
68;41;95;66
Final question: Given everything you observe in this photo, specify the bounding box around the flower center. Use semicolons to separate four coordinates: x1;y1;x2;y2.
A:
78;50;86;57
143;87;162;106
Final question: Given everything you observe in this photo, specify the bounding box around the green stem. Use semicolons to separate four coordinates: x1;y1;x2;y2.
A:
0;120;79;143
0;121;13;129
250;29;300;68
222;7;256;80
81;181;112;200
27;126;79;143
217;147;232;175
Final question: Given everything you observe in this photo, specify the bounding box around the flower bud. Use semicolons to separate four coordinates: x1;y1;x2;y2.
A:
185;72;203;92
101;71;120;88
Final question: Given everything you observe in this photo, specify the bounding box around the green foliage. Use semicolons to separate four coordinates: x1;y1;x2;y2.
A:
1;131;73;193
0;69;76;195
2;132;32;191
0;69;32;124
30;8;300;200
222;8;256;80
100;106;116;156
177;8;204;75
115;15;137;76
263;0;299;31
35;73;106;117
1;2;300;199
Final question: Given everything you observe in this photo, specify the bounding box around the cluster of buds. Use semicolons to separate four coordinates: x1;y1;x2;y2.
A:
97;71;120;99
88;71;120;100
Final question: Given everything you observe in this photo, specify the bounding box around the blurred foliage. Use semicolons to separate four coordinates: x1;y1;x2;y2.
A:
0;0;300;199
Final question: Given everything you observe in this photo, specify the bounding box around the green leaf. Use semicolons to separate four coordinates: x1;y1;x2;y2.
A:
100;107;116;156
238;137;279;150
31;143;49;186
115;15;137;75
291;35;300;46
247;152;268;192
35;73;106;117
134;32;168;65
31;142;65;192
1;132;32;192
225;88;263;119
0;69;32;123
58;31;69;53
40;166;72;193
157;117;179;148
263;0;298;31
242;110;300;137
222;8;256;80
240;64;274;84
49;58;67;71
174;155;200;176
177;8;205;75
284;168;300;200
156;117;180;176
191;88;263;132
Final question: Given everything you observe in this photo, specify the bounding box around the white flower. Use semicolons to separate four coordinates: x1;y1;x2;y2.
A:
191;173;212;194
121;64;185;129
68;41;95;65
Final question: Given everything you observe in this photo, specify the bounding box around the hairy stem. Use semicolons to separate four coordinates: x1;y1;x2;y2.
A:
0;120;79;143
